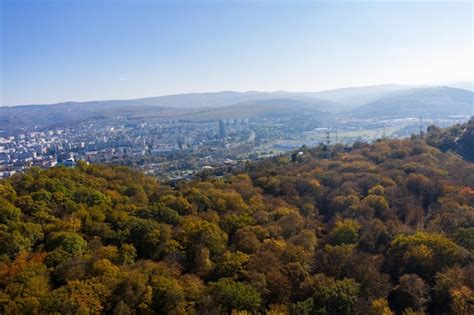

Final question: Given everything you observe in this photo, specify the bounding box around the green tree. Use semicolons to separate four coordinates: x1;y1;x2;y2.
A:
46;231;87;255
303;273;360;315
328;219;361;245
209;278;262;313
386;232;467;281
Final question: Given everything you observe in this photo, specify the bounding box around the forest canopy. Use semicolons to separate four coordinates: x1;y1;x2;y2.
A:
0;129;473;314
426;117;474;162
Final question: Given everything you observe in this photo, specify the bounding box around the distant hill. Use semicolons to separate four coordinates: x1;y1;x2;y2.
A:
446;81;474;91
0;92;337;133
426;117;474;162
4;91;336;110
0;102;190;133
169;98;332;121
349;87;474;119
303;84;411;110
2;85;473;133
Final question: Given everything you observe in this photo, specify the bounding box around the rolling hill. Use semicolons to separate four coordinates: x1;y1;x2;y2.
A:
303;84;412;110
427;117;474;161
0;93;337;133
2;85;473;134
349;87;474;119
166;98;331;121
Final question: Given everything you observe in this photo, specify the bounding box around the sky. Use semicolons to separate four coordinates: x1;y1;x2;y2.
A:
1;0;473;106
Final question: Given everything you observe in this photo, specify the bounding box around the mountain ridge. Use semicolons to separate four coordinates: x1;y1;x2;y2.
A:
1;85;473;133
349;86;473;119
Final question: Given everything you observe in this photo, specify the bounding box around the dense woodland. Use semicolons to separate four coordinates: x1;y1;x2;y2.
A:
1;124;474;314
426;117;474;162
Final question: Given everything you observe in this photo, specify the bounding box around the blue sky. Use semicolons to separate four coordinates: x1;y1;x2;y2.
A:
1;0;472;106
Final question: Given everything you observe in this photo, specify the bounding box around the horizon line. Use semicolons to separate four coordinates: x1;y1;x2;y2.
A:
2;81;473;108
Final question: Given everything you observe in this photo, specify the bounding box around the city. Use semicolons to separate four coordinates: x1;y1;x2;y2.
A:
0;112;468;180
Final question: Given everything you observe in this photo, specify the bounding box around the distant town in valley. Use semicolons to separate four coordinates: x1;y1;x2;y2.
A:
1;84;472;180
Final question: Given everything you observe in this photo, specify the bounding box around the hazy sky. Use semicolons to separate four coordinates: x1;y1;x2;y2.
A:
1;0;473;106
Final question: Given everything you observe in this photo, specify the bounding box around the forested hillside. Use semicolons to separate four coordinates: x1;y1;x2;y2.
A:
426;117;474;162
1;138;473;314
